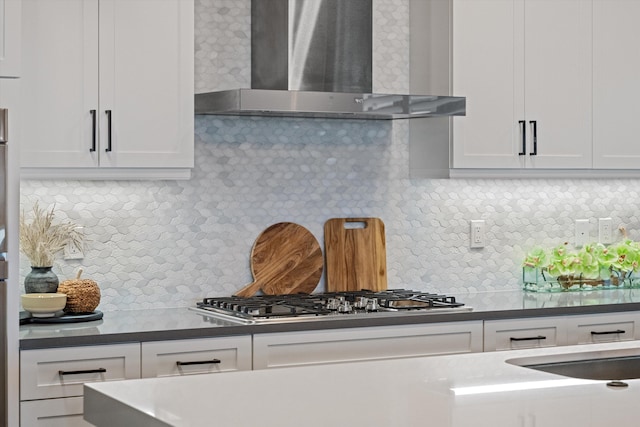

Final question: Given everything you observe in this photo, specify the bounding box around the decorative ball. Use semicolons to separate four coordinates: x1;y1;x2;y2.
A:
57;268;101;313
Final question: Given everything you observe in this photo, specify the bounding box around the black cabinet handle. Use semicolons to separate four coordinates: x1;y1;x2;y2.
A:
89;110;97;152
529;120;537;156
518;120;526;155
176;359;221;367
510;335;546;342
591;329;625;336
59;368;106;376
105;110;112;152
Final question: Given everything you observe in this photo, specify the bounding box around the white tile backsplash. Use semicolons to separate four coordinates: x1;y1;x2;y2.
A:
19;0;640;310
21;115;640;310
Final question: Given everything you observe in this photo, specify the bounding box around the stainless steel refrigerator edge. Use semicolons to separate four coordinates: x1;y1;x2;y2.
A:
0;80;20;427
0;108;7;427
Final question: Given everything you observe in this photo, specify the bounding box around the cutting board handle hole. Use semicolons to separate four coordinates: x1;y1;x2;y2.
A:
344;221;367;229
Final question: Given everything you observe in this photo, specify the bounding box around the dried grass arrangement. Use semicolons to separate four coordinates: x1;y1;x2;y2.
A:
19;202;84;267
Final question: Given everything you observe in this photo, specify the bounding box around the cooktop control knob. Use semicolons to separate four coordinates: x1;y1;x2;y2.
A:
326;298;341;310
353;296;368;309
366;298;380;312
338;300;353;313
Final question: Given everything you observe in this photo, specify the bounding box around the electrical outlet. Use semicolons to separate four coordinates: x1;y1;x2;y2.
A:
575;219;590;247
598;217;613;244
470;220;485;248
64;227;84;260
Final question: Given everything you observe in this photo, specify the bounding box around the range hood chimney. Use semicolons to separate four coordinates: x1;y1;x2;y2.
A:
195;0;465;120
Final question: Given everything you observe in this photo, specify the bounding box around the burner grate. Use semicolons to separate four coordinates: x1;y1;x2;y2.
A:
196;289;468;322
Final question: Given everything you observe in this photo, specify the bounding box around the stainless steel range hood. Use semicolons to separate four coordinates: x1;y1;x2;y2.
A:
195;0;465;120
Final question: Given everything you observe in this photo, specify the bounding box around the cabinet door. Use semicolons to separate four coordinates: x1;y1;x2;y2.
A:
452;0;523;169
0;0;20;77
141;336;252;378
253;322;483;369
20;0;99;168
98;0;194;168
20;397;90;427
593;1;640;169
523;0;592;169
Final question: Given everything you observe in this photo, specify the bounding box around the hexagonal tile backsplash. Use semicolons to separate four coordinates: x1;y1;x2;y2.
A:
19;0;640;310
20;115;640;310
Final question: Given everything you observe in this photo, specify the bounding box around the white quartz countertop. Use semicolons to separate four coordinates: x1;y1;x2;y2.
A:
84;340;640;427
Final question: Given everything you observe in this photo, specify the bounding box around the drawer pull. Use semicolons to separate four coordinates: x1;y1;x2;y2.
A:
176;359;221;367
58;368;106;376
591;329;625;336
510;335;546;342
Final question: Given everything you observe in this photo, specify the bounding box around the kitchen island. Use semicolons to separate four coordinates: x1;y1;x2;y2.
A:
84;340;640;427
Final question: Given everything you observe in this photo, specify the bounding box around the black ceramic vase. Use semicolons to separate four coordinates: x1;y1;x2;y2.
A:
24;266;59;293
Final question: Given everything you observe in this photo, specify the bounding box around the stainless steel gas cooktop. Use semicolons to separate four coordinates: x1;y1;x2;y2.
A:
191;289;472;324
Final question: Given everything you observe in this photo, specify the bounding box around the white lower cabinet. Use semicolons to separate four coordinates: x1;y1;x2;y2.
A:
20;397;86;427
451;384;593;427
484;311;640;351
484;317;567;351
141;336;252;378
253;322;484;369
566;312;640;345
19;343;141;427
19;312;640;425
19;337;252;426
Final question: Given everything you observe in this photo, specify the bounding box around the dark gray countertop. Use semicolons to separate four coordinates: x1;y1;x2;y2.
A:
19;289;640;350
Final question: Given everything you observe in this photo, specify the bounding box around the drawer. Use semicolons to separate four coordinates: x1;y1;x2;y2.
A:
567;312;640;345
20;397;90;427
253;322;483;369
484;317;567;351
141;336;252;378
20;343;141;400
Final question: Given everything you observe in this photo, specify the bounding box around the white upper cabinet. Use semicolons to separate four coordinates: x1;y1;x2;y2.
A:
452;0;520;169
0;0;21;77
97;0;194;170
452;0;592;170
20;0;194;179
592;0;640;169
21;0;99;168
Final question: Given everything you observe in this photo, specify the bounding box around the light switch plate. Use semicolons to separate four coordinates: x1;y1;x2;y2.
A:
575;219;590;247
63;227;84;260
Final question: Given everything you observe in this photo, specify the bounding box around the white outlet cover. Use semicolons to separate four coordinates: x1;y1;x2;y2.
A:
470;220;485;248
598;217;613;244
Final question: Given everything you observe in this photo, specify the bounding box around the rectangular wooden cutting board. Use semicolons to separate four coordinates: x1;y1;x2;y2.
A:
324;218;387;292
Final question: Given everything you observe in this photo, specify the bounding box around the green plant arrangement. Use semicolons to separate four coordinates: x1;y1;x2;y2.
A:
522;238;640;292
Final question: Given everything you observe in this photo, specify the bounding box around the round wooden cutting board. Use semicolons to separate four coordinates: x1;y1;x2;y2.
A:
234;223;324;297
